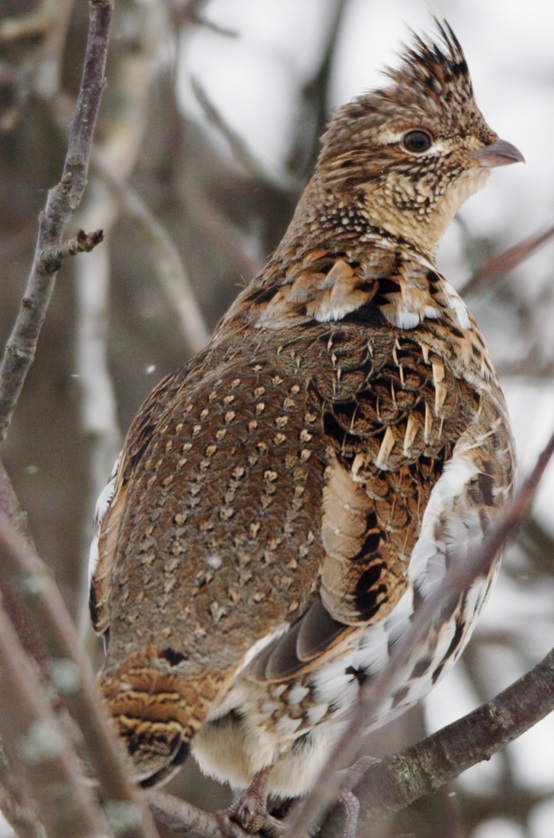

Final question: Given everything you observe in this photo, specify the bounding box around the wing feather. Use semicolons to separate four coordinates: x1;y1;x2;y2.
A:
88;368;189;636
246;315;506;684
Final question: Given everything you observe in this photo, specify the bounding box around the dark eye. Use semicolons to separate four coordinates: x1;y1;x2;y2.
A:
402;130;432;154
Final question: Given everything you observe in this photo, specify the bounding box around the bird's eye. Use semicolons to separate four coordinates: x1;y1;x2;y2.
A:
402;130;432;154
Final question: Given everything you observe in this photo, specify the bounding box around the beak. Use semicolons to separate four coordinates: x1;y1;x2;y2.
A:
470;138;525;168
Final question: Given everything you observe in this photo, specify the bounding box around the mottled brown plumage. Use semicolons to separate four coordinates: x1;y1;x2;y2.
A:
90;21;521;832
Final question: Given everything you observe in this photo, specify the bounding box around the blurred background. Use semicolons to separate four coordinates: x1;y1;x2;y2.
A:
1;1;553;835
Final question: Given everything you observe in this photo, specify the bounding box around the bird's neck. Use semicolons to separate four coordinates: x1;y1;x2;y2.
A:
272;174;438;267
361;179;442;262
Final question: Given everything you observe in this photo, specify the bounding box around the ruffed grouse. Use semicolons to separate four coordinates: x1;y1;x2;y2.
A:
90;21;521;832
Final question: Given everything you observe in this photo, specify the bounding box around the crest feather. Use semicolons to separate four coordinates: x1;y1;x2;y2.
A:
386;19;473;101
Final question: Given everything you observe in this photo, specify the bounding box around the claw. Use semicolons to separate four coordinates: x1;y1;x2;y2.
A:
225;767;286;835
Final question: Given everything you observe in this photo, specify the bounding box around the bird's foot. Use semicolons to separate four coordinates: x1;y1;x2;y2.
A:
337;756;380;838
225;767;286;835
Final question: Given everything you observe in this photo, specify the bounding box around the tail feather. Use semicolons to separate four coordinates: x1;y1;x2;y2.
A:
98;647;222;786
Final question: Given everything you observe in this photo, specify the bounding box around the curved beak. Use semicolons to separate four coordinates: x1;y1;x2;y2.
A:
470;138;525;168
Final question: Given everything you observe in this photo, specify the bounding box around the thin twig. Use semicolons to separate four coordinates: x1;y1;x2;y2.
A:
0;0;113;444
94;152;211;354
39;227;104;273
0;510;160;838
191;77;302;196
192;16;238;38
459;225;554;296
288;424;554;836
320;645;554;833
0;598;110;837
285;0;349;179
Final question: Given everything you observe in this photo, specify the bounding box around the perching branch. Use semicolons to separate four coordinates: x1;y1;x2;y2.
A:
289;424;554;836
320;645;554;834
149;639;554;837
0;0;113;443
148;790;251;838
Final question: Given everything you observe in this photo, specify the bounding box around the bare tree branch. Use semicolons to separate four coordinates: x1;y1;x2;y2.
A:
0;0;113;444
94;152;211;354
39;227;104;272
0;510;160;838
0;597;110;837
459;224;554;297
148;790;250;837
289;424;554;836
191;77;302;196
319;645;554;834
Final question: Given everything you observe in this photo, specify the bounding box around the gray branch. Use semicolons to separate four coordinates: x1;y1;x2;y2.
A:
459;224;554;297
0;0;113;443
0;598;109;837
0;509;160;838
320;646;554;833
